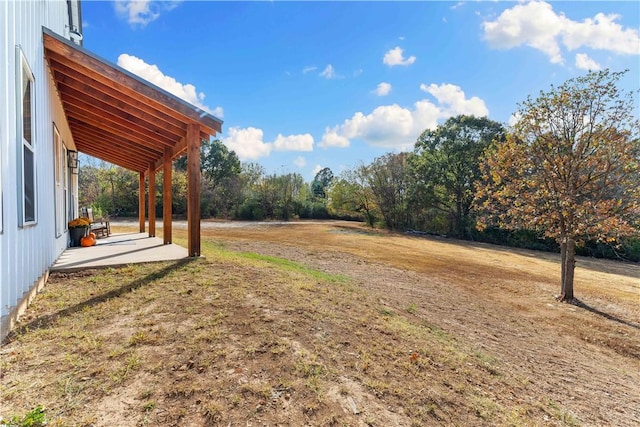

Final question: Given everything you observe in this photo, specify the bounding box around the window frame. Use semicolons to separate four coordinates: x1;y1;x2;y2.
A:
17;46;37;227
0;112;3;234
53;124;65;237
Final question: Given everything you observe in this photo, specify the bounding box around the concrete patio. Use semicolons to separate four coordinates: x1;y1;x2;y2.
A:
51;232;189;272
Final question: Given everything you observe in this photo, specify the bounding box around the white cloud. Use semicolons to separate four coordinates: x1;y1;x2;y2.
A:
222;128;316;161
321;105;420;150
563;12;640;54
211;106;224;118
117;53;223;117
302;65;317;74
319;127;351;148
114;0;181;27
482;1;564;63
320;64;337;79
222;127;271;161
293;156;306;168
383;46;416;67
353;69;364;77
482;1;640;64
321;83;488;150
575;53;601;70
312;165;323;176
340;105;415;148
273;133;314;152
114;1;157;26
373;82;392;96
411;100;443;135
419;83;488;117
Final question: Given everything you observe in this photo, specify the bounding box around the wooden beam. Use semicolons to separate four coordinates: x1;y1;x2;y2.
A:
163;147;172;245
46;57;187;137
153;136;185;171
52;74;185;141
62;102;174;150
70;123;161;157
56;89;178;147
139;172;145;232
71;132;156;172
43;31;222;136
42;29;224;184
187;123;201;257
148;165;156;237
151;134;211;172
73;142;149;172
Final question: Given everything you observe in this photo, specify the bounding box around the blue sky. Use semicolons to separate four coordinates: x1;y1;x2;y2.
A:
81;1;640;180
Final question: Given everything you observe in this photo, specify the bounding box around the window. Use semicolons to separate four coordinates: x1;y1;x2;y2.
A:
0;120;3;233
63;149;69;230
17;47;36;226
54;125;66;237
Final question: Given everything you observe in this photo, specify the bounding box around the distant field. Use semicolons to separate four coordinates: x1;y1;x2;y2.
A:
1;220;638;426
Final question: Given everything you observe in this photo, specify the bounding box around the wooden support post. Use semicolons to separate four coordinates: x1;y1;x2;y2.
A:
163;147;172;245
148;165;156;237
186;123;201;257
139;172;145;233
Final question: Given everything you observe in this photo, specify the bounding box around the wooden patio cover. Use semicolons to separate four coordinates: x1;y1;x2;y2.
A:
43;28;223;257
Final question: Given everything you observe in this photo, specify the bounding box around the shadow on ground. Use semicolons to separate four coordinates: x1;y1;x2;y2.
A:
6;258;194;342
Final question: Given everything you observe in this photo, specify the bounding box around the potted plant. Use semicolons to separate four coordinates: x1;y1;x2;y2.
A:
68;217;90;247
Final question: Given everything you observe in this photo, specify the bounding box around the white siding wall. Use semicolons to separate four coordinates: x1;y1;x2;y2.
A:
1;0;77;339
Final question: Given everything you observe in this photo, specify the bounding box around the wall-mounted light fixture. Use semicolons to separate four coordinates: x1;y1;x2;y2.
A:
68;150;78;174
66;25;83;41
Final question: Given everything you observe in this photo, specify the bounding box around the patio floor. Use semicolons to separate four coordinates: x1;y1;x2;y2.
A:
51;232;189;272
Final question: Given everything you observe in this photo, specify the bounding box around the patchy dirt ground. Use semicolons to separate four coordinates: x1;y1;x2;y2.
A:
1;220;638;426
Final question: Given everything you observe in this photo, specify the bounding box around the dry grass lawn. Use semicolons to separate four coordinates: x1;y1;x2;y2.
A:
1;220;638;426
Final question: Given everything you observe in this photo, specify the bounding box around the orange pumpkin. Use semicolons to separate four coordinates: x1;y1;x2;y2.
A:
80;235;96;247
88;232;96;239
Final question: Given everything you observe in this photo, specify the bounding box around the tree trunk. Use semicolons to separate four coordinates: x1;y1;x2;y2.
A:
456;200;464;239
559;237;576;302
560;239;567;292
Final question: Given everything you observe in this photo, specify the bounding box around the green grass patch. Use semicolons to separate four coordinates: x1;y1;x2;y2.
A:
1;406;47;427
546;399;581;426
200;240;350;284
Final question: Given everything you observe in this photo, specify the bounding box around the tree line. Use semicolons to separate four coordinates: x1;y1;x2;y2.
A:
80;70;639;301
79;139;339;223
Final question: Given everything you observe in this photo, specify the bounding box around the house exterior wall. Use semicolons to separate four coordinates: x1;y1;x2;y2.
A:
1;0;80;341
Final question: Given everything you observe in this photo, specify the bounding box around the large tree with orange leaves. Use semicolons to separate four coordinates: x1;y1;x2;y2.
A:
476;70;640;302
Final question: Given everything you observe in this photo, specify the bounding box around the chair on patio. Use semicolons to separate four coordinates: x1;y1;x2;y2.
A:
81;207;111;238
